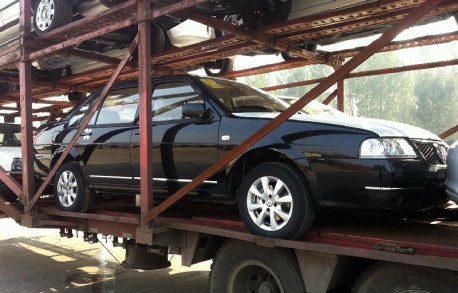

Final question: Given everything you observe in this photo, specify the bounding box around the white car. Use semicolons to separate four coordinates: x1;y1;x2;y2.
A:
446;140;458;203
0;123;22;200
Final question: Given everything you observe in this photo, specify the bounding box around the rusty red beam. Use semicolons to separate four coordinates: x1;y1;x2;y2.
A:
223;32;458;80
262;76;326;92
189;11;326;63
25;35;140;213
141;0;446;225
68;49;137;68
27;0;208;62
0;74;92;93
19;0;34;206
0;50;20;69
335;64;345;112
261;58;458;92
439;125;458;140
347;59;458;78
0;165;24;199
332;31;458;60
322;89;338;105
223;58;330;79
0;196;21;222
138;0;154;225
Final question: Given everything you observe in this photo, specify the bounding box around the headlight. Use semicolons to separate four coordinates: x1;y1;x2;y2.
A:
11;158;22;171
360;138;417;159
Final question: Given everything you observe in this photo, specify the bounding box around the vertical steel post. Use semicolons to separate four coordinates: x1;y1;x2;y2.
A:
19;0;34;205
137;1;153;225
333;65;345;112
337;79;345;112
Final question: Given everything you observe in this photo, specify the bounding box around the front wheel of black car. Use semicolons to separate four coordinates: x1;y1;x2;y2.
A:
33;0;73;34
54;162;91;212
238;162;315;239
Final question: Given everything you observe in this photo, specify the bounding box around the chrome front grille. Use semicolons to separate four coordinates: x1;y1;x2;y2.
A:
412;140;447;165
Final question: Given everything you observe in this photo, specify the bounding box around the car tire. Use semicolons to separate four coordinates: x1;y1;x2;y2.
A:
33;0;73;34
132;23;165;60
238;162;315;239
204;58;234;76
352;262;458;293
67;91;86;102
54;162;92;212
209;240;306;293
241;0;292;28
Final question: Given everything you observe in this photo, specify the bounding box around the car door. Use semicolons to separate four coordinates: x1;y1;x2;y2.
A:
130;79;220;195
59;87;138;190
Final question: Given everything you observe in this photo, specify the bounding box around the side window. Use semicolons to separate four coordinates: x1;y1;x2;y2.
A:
68;98;97;128
152;81;204;122
96;88;139;125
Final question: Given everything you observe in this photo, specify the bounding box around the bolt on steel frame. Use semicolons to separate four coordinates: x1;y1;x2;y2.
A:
0;0;456;244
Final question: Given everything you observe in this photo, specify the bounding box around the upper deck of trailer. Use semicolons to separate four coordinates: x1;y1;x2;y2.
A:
1;0;458;122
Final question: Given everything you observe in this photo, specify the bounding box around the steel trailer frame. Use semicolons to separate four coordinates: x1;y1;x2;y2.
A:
0;1;457;290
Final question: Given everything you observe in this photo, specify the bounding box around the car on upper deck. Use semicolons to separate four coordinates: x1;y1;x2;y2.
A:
33;75;448;239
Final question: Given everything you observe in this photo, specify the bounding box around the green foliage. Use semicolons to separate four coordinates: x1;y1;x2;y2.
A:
238;42;458;140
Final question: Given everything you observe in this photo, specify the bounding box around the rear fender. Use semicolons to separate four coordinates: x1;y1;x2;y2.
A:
50;146;86;173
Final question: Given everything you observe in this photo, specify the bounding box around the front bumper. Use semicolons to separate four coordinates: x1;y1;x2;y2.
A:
446;144;458;203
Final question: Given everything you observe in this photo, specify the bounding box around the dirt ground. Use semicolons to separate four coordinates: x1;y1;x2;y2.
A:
0;218;211;293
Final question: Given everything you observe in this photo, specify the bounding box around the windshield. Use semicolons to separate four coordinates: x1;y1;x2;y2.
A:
200;78;289;113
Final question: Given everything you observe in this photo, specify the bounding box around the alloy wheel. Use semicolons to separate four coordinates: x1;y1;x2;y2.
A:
246;176;293;232
57;170;78;208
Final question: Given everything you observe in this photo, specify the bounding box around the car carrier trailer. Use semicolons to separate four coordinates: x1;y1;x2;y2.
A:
1;0;458;292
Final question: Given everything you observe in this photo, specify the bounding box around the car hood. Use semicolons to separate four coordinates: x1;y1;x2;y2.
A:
233;112;441;141
0;146;21;171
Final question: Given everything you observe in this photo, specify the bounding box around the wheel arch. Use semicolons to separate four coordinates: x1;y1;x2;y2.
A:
50;147;87;178
227;147;318;202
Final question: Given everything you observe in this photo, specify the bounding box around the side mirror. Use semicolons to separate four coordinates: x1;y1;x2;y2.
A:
182;103;206;118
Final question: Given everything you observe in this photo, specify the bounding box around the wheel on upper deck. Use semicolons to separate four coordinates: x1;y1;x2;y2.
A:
352;262;458;293
209;240;306;293
203;58;234;76
33;0;73;35
238;162;315;240
241;0;292;28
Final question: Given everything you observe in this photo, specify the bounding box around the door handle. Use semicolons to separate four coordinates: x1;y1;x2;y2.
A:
134;130;140;135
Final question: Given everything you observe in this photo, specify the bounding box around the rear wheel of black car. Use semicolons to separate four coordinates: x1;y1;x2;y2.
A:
33;0;73;34
54;162;91;212
238;162;315;239
241;0;292;28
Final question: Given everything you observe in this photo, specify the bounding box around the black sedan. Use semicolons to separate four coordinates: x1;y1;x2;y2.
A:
33;75;448;239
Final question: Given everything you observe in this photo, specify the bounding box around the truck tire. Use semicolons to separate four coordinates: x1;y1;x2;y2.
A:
353;262;458;293
238;162;315;239
33;0;73;34
209;240;306;293
54;162;92;212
